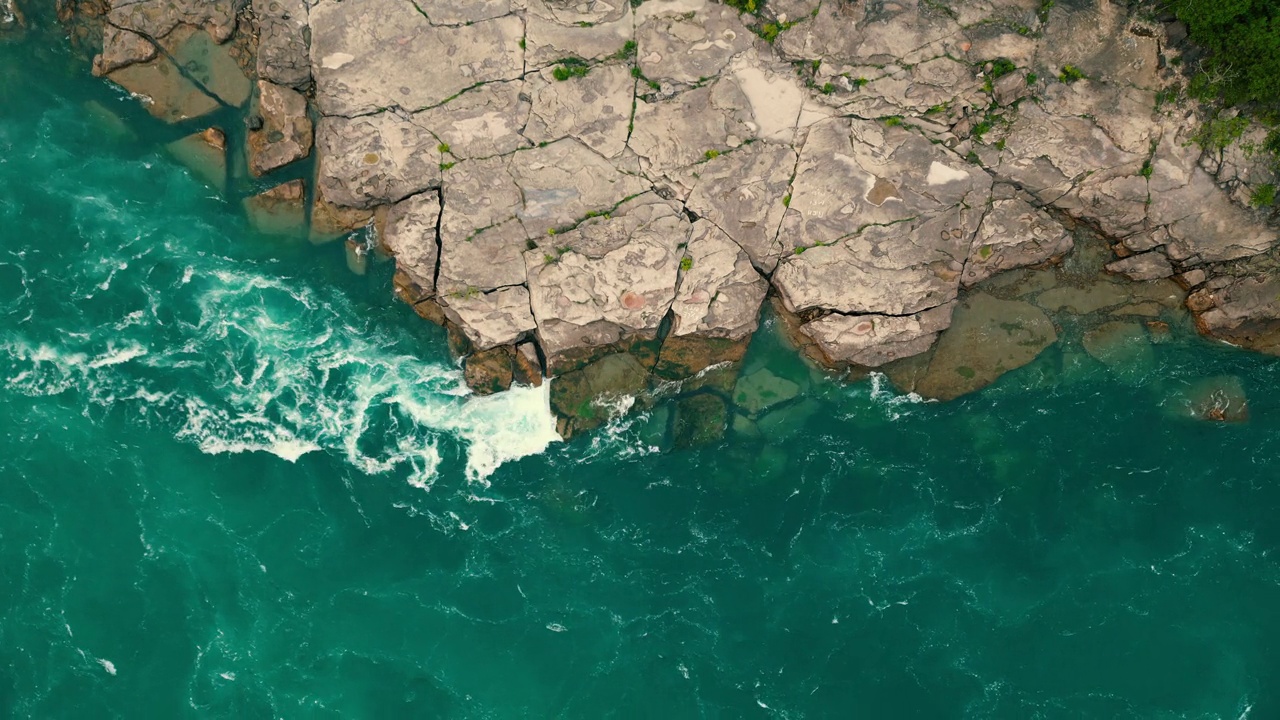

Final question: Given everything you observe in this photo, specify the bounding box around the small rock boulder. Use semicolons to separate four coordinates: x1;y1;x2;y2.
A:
248;81;313;176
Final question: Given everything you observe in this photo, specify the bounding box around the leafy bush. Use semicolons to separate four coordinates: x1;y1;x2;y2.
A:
1167;0;1280;112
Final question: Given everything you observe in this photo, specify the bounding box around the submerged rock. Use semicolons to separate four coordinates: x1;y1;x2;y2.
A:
165;128;227;191
108;57;221;123
900;293;1058;400
1081;321;1155;375
1169;376;1250;423
733;368;800;418
243;179;307;236
672;394;728;449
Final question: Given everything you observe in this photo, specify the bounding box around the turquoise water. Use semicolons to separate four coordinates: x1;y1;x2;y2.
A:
4;23;1280;720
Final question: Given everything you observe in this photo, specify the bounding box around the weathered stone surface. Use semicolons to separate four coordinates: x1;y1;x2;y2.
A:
682;141;795;271
629;80;757;177
254;0;310;89
525;195;685;371
310;0;523;116
1106;251;1174;282
803;303;956;369
108;0;239;42
310;184;373;243
438;219;528;294
669;220;767;340
508;139;650;237
902;293;1057;400
108;57;221;123
964;198;1072;287
414;81;531;160
315;112;441;208
636;3;752;86
381;192;441;297
248;80;313;176
524;2;632;68
1034;280;1133;315
93;24;155;75
525;66;632;160
440;286;537;351
243;179;307;236
464;345;516;396
1192;274;1280;356
415;0;512;26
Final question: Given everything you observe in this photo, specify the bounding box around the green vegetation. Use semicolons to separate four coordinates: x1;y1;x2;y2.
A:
704;149;721;160
1252;183;1277;208
518;37;526;50
437;142;450;154
820;82;835;95
680;256;693;271
782;193;791;207
439;161;455;171
1026;72;1038;84
852;77;869;88
1139;159;1153;178
611;40;637;61
1058;64;1085;83
724;0;760;15
552;58;590;82
1193;114;1251;151
884;116;903;127
989;58;1018;79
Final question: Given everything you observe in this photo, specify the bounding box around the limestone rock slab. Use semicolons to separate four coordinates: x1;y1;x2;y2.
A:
413;81;531;160
381;192;442;296
525;66;633;160
682;141;794;272
254;0;311;89
803;303;955;368
670;220;767;340
315;112;441;208
440;286;538;351
248;80;313;176
508;139;650;237
310;0;523;116
963;198;1072;287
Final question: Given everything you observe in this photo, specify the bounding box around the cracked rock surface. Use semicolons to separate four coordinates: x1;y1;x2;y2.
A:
76;0;1280;416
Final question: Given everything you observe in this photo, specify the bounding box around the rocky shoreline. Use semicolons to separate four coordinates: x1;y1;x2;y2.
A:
12;0;1279;437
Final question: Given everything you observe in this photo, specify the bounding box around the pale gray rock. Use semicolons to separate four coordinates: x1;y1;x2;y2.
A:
629;80;757;177
669;220;767;340
315;112;441;208
414;0;513;26
525;65;633;160
803;303;955;368
310;0;523;116
524;4;632;68
440;286;538;351
1106;251;1174;282
254;0;311;89
439;156;523;245
635;3;752;86
1193;274;1280;356
963;197;1072;287
94;25;156;76
775;0;961;66
381;192;442;296
248;80;313;176
525;196;686;366
779;119;991;253
682;140;795;272
508;139;650;237
529;0;627;28
438;219;529;294
840;58;979;118
108;0;239;42
774;208;976;317
413;81;531;160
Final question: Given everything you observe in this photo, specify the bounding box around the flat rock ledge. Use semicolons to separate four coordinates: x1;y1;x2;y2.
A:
61;0;1280;436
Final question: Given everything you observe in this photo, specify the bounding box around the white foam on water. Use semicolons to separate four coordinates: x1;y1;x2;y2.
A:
2;255;562;486
97;658;117;676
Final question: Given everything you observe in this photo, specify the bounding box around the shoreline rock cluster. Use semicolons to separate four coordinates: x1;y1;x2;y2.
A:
27;0;1280;435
